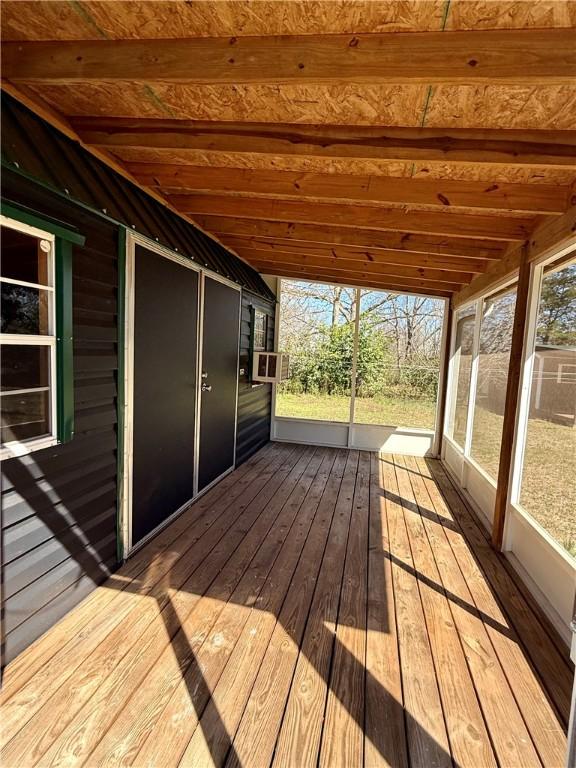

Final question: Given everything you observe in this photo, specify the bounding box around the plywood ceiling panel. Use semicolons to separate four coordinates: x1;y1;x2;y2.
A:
25;81;576;131
2;1;575;41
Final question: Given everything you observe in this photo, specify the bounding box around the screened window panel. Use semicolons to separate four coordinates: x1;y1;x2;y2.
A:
446;305;476;447
519;260;576;558
353;290;443;429
470;286;517;480
276;280;354;422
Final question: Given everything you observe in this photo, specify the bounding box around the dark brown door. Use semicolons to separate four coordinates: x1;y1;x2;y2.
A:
132;246;198;545
197;276;240;492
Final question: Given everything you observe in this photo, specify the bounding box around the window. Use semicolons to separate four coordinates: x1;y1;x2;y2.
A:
274;279;445;429
353;290;444;429
252;308;268;352
470;285;517;480
1;212;76;456
446;304;476;448
276;280;354;422
517;258;576;558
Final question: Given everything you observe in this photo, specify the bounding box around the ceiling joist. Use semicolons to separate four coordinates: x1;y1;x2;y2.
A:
234;250;473;285
190;217;505;259
174;195;534;241
130;163;570;214
3;30;576;86
72;118;576;170
223;239;489;273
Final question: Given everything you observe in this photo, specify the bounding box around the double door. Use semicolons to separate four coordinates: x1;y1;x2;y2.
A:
127;241;241;550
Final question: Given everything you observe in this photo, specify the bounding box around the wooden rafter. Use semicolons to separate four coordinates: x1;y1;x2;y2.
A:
225;239;490;273
3;30;576;85
237;251;473;284
191;217;505;259
72;118;576;169
171;195;534;241
129;164;570;214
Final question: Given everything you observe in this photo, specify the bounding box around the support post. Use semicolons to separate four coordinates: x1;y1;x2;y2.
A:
433;300;452;457
492;245;531;549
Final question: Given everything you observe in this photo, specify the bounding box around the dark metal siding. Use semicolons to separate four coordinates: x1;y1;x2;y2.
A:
1;190;119;665
236;290;276;465
1;92;274;302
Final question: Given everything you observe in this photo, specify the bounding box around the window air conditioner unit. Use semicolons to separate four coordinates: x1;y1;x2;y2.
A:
252;352;290;383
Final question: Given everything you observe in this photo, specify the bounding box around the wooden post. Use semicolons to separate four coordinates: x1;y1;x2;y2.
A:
492;245;532;549
434;301;452;457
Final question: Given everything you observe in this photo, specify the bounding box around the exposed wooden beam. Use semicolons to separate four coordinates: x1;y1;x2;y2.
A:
492;247;531;549
452;205;576;306
192;217;505;259
172;195;534;241
4;30;576;85
131;164;569;214
224;239;489;273
239;250;473;285
254;264;454;298
72;118;576;170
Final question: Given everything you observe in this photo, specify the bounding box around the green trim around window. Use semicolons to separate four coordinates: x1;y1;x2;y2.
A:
2;201;78;446
55;240;75;443
116;227;127;563
1;200;86;245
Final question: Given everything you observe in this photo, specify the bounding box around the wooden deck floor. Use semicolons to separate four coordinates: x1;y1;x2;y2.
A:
1;442;572;768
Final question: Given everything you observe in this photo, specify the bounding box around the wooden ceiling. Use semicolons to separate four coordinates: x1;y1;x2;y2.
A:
2;0;576;300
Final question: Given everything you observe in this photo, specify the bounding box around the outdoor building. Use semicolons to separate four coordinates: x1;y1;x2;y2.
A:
0;3;575;767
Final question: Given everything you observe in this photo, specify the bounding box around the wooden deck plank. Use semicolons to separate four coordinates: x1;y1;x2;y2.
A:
382;455;452;768
0;445;569;768
175;449;341;768
417;457;566;767
131;448;338;768
426;458;572;725
318;450;370;768
364;452;408;768
223;449;348;768
271;450;359;768
0;440;284;702
3;444;309;766
395;455;499;768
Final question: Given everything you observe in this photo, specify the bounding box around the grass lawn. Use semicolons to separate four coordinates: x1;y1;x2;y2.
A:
470;406;575;557
275;391;437;429
275;393;575;558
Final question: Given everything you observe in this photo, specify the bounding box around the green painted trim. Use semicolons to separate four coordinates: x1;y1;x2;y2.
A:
116;227;127;564
1;200;85;245
55;239;75;443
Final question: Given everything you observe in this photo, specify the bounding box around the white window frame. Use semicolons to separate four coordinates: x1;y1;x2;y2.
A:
1;215;58;458
507;248;576;551
271;276;449;455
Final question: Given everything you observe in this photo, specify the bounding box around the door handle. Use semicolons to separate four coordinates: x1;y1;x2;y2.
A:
201;383;212;392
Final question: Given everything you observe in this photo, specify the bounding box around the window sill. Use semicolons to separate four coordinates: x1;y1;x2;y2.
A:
1;435;59;460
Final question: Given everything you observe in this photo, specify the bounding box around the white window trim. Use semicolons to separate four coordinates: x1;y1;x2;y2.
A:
1;216;57;459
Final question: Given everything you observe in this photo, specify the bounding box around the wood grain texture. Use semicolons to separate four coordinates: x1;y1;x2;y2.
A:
173;196;534;241
201;219;505;259
0;446;568;768
4;30;576;85
228;240;490;273
129;164;570;214
72;117;576;169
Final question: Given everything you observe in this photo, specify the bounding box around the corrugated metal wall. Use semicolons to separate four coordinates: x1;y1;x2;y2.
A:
236;290;276;465
1;92;274;302
1;194;120;664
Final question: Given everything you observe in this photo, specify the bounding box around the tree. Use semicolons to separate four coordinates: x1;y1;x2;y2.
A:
536;264;576;346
